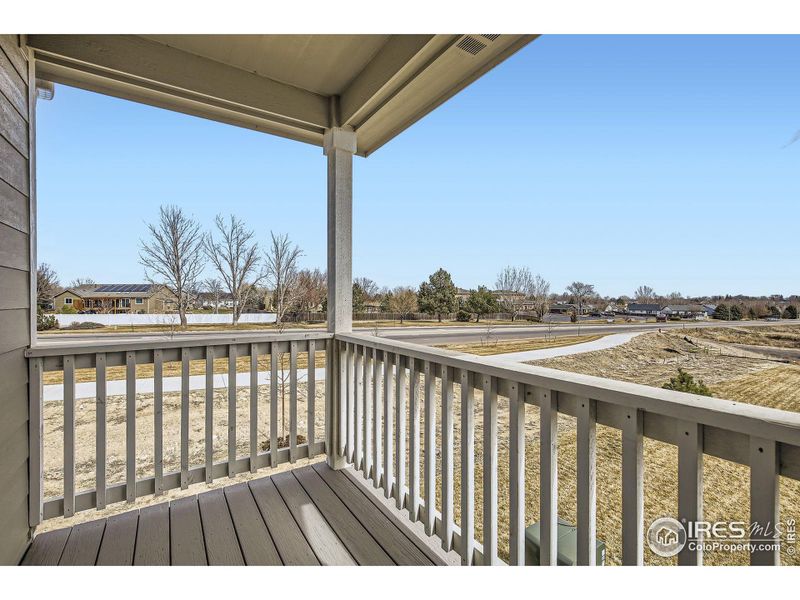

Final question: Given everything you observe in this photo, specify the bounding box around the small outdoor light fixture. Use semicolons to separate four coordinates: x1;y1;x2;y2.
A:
35;78;54;101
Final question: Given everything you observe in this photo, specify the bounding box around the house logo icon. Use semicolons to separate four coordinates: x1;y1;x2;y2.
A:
647;517;687;557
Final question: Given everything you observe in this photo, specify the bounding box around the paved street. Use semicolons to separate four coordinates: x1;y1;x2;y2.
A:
35;318;792;348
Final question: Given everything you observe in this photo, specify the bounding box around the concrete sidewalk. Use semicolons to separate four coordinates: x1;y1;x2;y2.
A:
490;331;645;363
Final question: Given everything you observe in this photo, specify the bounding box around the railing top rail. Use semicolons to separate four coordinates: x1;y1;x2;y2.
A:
26;330;333;358
338;332;800;447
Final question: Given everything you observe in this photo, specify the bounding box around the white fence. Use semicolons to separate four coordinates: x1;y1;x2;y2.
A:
54;312;277;327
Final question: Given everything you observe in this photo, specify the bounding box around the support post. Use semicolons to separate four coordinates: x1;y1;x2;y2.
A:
324;121;356;470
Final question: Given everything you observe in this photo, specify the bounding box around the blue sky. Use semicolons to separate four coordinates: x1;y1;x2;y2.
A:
37;35;800;298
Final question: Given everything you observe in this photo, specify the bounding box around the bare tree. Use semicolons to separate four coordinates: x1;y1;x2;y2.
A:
264;232;303;324
203;214;264;325
388;286;418;323
139;205;206;327
69;277;95;288
528;274;551;321
295;268;327;314
565;281;595;316
353;277;379;298
495;266;534;321
634;285;656;303
668;291;683;301
202;278;225;313
37;263;60;305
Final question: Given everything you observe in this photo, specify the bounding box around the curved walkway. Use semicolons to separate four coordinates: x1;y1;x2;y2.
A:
490;331;646;363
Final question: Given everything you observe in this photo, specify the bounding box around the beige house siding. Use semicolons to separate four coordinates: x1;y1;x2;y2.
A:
53;290;83;312
0;35;31;564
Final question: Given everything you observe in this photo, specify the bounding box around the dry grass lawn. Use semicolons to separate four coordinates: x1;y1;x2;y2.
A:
43;351;328;385
680;324;800;349
437;334;605;356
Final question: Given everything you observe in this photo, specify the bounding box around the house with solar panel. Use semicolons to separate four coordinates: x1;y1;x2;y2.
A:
53;284;177;314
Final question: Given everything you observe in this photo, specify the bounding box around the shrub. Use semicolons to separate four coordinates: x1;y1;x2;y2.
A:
59;305;77;314
455;309;471;322
663;368;712;396
36;310;58;331
784;305;798;319
63;321;105;330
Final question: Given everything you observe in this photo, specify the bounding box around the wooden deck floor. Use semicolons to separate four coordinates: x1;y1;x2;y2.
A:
21;463;445;566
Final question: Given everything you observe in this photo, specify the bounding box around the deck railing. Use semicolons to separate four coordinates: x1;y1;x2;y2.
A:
27;332;332;523
334;332;800;566
26;330;800;566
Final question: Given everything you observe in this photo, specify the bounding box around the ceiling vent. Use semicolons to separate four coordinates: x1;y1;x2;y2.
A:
456;35;487;56
481;34;501;41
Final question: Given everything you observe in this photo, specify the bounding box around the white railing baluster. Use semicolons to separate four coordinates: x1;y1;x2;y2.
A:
180;347;189;489
373;348;382;488
95;353;107;509
344;342;352;462
383;351;394;499
28;357;43;526
307;340;316;453
354;344;362;470
126;351;137;502
509;381;525;565
395;354;407;510
538;388;558;566
270;345;279;468
482;375;498;565
441;365;454;551
677;420;703;566
64;355;76;517
409;358;420;523
152;349;163;495
250;343;259;472
424;361;436;536
228;344;237;476
460;369;475;565
577;398;597;565
290;340;298;463
205;346;214;484
622;407;644;565
339;341;347;460
749;437;780;565
363;345;373;480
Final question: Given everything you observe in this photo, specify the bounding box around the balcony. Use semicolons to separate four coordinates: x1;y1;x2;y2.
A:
21;330;800;566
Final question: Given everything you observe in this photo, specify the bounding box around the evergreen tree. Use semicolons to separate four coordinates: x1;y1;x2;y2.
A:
465;286;499;322
784;305;798;319
713;303;730;320
417;268;458;322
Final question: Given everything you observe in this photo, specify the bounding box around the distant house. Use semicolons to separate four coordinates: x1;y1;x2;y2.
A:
549;303;577;315
197;292;234;310
53;284;177;314
662;304;712;319
627;303;662;316
702;304;717;317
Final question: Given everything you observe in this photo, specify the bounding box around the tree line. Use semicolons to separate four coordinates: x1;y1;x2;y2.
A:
36;209;799;326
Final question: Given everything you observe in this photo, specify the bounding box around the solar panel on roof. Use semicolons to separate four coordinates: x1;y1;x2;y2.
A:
94;284;151;293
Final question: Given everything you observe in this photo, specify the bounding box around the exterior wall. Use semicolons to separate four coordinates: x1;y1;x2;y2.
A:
53;291;84;312
0;35;32;564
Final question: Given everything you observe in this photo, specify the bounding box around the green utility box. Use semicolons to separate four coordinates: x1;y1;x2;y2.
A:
525;519;606;565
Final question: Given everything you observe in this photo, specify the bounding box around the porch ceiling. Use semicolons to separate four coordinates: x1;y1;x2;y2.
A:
26;34;537;156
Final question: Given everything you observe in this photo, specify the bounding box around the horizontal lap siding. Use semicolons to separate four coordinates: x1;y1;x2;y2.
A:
0;35;30;566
